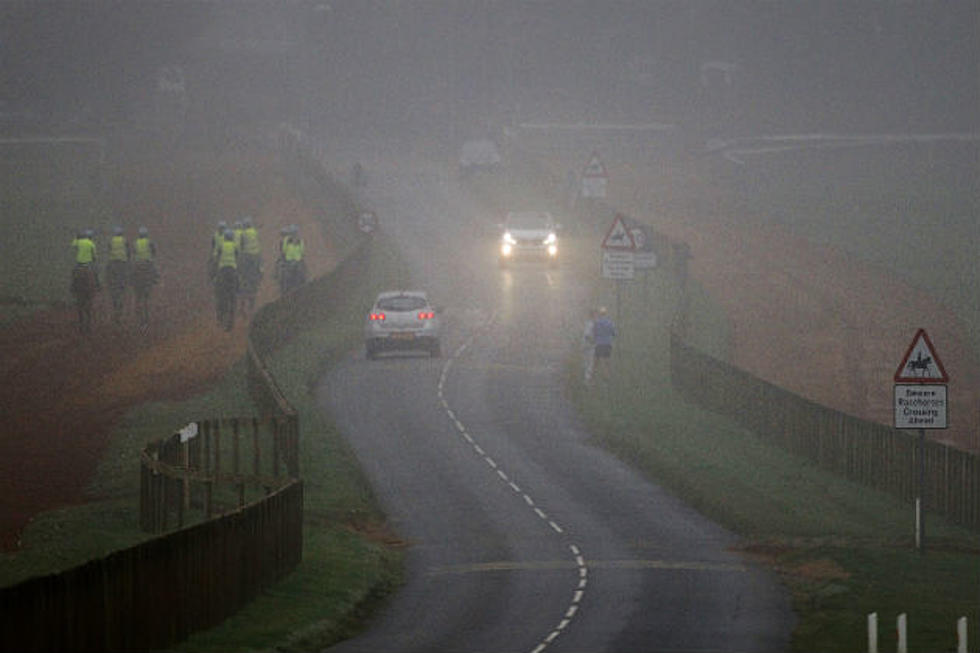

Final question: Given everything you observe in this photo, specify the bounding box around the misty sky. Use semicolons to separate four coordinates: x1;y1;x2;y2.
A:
1;1;977;137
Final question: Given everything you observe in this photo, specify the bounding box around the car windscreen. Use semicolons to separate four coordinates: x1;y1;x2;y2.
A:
377;296;427;312
507;213;552;230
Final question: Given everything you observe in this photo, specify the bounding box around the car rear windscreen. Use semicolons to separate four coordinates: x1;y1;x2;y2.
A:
378;296;427;311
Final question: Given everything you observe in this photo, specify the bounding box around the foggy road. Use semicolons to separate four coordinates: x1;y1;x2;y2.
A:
318;151;793;652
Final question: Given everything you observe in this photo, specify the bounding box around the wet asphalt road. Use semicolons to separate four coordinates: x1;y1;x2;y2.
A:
319;155;793;652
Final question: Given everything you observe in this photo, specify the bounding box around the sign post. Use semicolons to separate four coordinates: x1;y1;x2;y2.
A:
893;328;949;554
580;150;608;200
600;213;636;323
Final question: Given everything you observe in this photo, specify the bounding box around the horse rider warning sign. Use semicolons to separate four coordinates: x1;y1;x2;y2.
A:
894;328;949;383
894;328;948;429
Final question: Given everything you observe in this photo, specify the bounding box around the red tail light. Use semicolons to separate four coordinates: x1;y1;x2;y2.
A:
370;312;385;321
418;311;435;320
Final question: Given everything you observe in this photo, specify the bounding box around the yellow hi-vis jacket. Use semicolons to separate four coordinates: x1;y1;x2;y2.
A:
72;237;96;264
109;235;129;262
283;238;304;262
217;239;239;269
133;237;154;263
212;230;225;258
242;227;260;255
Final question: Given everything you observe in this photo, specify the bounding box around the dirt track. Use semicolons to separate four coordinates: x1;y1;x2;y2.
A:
0;149;337;550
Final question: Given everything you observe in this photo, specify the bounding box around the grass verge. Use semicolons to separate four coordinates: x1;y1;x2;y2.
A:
570;259;980;653
476;148;980;651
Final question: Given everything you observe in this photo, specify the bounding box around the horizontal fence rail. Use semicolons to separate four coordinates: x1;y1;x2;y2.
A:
140;416;300;534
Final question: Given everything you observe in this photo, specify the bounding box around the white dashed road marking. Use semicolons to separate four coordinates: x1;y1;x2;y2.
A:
436;311;588;653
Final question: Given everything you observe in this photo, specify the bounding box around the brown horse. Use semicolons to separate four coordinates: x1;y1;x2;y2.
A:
106;260;130;324
70;266;98;333
131;262;158;330
214;266;238;332
278;260;306;296
238;254;262;317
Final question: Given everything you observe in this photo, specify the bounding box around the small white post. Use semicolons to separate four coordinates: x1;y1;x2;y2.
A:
868;612;878;653
956;616;967;653
896;613;907;653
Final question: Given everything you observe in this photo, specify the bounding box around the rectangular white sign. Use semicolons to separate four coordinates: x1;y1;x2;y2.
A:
602;251;634;279
179;421;199;443
634;251;657;269
894;385;948;429
581;176;607;199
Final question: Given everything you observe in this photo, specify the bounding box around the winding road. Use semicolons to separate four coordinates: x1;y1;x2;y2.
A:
319;150;793;652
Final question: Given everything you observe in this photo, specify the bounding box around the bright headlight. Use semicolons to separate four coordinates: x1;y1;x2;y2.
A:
503;232;516;245
547;244;558;256
545;232;557;244
501;243;513;256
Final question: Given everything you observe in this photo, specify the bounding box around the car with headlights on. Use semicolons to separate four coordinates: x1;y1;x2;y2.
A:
498;211;560;267
365;290;442;359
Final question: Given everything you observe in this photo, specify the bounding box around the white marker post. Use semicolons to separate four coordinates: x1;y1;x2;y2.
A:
867;612;878;653
896;613;907;653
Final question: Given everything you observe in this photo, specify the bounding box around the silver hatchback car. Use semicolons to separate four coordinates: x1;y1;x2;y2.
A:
364;290;442;359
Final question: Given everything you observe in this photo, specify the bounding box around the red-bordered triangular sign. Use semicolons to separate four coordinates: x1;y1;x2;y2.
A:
582;150;608;179
601;213;636;250
894;328;949;383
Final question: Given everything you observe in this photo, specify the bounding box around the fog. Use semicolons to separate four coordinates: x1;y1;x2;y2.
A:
3;2;977;142
2;3;979;648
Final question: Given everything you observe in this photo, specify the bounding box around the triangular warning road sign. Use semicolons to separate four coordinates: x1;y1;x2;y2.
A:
583;151;608;179
601;213;636;250
894;328;949;383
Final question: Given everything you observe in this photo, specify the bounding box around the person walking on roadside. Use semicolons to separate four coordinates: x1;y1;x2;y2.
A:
582;308;597;384
591;306;616;382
